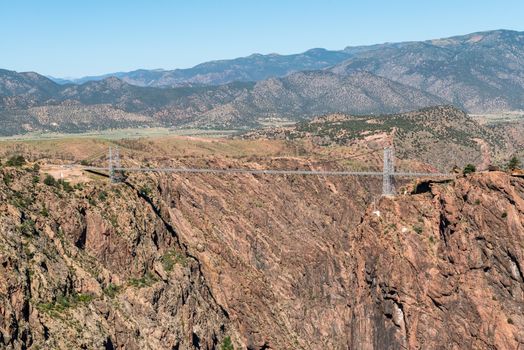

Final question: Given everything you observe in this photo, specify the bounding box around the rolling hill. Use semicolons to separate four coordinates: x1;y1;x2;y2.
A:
243;105;519;171
0;70;445;134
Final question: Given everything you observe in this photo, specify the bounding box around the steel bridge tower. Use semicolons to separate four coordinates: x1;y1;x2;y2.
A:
108;146;122;183
382;147;395;196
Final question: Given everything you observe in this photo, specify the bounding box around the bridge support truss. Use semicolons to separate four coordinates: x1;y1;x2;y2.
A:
382;147;395;196
108;146;122;183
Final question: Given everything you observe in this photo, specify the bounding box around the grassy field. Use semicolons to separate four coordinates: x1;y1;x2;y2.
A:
471;111;524;125
0;127;241;142
0;128;389;175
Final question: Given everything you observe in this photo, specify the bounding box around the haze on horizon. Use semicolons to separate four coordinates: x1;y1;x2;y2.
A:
1;0;524;78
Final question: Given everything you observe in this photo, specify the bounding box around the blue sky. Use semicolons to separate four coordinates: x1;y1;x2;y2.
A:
1;0;523;77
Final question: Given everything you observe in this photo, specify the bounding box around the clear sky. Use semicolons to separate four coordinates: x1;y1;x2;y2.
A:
1;0;523;77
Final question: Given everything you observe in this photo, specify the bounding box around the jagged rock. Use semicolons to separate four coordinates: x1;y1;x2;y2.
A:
1;157;523;349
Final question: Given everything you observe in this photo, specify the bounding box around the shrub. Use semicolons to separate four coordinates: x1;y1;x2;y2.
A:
502;211;508;218
413;225;423;234
3;173;13;185
128;272;158;288
98;191;108;201
40;206;49;217
58;179;73;193
507;156;521;171
6;155;26;167
139;185;152;196
161;250;188;271
221;336;234;350
44;174;57;187
18;219;36;236
103;283;121;298
463;164;476;175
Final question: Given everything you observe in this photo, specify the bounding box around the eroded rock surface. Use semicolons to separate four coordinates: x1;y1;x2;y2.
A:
349;172;524;349
0;167;230;349
1;161;523;349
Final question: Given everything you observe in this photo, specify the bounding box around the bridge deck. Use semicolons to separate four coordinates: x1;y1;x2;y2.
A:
84;166;452;178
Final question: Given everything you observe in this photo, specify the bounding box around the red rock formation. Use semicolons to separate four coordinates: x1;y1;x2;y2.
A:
348;172;524;349
1;160;523;349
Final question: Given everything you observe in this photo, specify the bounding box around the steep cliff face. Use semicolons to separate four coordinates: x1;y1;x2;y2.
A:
349;172;524;349
1;157;523;349
141;162;380;349
0;167;231;349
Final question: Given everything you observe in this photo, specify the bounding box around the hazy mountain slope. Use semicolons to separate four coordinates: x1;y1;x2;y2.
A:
331;30;524;112
0;69;60;97
48;29;524;113
57;48;355;87
0;70;445;133
209;71;446;126
3;29;524;134
0;69;63;109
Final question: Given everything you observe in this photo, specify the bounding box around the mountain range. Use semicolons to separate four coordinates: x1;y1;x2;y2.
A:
1;29;524;135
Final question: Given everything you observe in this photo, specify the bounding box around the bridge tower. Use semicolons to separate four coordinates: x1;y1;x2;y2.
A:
382;147;395;196
108;146;122;183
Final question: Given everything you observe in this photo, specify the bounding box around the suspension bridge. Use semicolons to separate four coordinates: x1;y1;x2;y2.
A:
76;146;452;196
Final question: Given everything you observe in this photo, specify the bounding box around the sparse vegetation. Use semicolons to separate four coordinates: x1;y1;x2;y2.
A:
413;225;424;234
103;283;121;298
36;293;94;315
161;249;188;271
6;155;26;167
11;191;32;210
128;272;158;288
58;179;73;192
507;156;521;171
221;336;234;350
43;174;73;192
463;164;476;175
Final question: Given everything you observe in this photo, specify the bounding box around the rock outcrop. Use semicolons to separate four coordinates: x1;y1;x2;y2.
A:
0;166;231;349
1;158;523;349
348;172;524;349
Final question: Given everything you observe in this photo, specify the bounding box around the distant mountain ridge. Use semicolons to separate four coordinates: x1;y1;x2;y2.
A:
50;48;356;87
0;69;444;135
48;29;524;94
2;29;524;135
331;29;524;113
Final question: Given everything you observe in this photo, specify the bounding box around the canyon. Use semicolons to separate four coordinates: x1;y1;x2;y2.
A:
1;137;523;349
